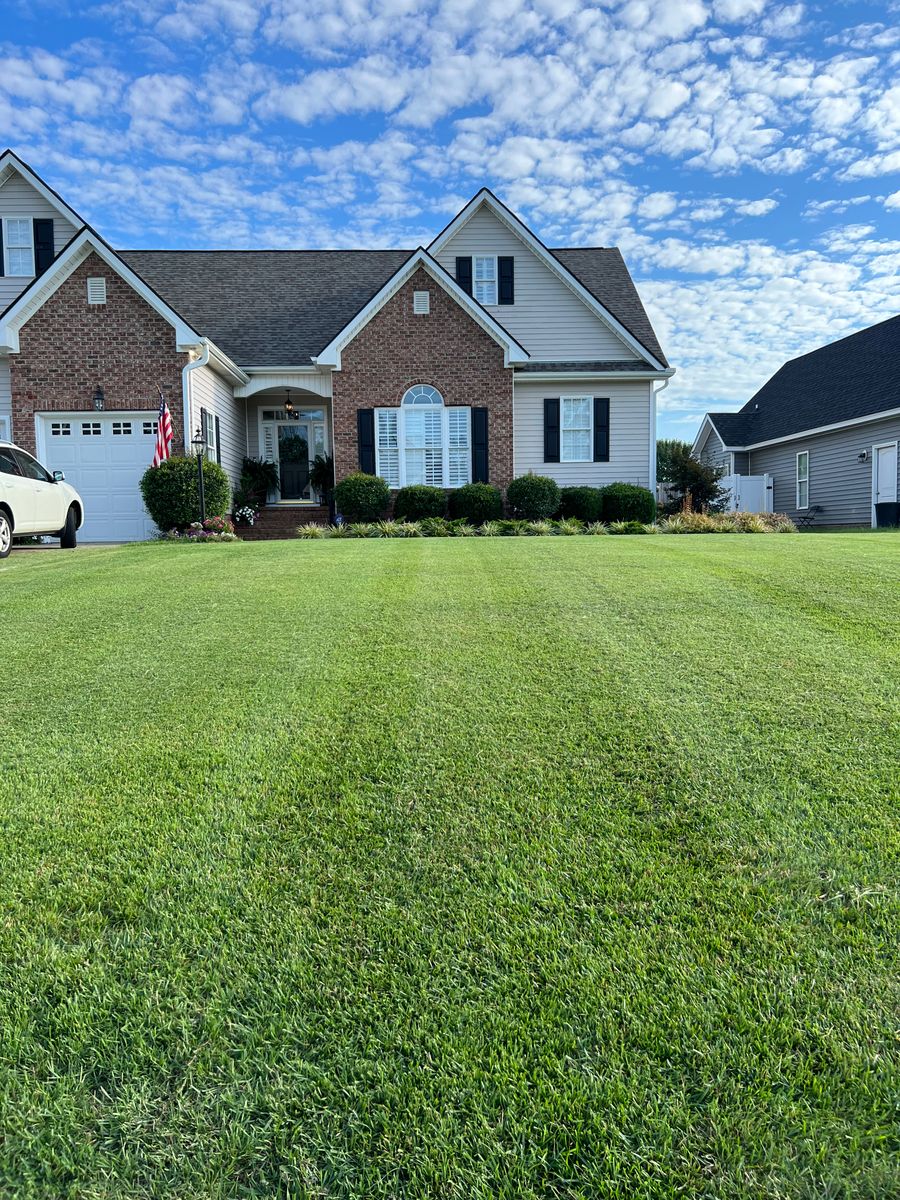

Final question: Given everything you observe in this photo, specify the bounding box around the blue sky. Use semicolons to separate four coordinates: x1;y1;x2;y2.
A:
2;0;899;437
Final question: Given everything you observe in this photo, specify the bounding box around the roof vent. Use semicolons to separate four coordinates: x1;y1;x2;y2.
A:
413;290;430;315
87;277;107;305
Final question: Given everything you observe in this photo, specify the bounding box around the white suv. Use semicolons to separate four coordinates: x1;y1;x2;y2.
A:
0;440;84;558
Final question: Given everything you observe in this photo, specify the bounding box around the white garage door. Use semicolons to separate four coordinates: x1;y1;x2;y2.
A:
38;413;160;542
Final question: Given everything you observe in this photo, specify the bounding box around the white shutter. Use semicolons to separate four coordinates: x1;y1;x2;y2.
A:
376;409;400;487
262;424;276;462
447;407;471;487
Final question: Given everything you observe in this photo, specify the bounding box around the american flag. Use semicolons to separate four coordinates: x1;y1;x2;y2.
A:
151;387;173;467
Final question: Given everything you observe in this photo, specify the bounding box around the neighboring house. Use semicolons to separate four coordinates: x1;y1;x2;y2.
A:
694;318;900;528
0;150;672;541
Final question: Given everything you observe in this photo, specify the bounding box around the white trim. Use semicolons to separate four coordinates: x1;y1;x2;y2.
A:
472;254;498;306
795;449;809;510
515;369;673;382
312;248;529;369
429;190;667;372
0;415;9;441
871;439;899;528
374;399;472;490
0;151;83;229
0;228;201;352
2;216;35;277
559;395;593;463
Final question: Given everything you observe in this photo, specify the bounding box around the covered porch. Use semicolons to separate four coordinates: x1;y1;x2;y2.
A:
241;378;333;507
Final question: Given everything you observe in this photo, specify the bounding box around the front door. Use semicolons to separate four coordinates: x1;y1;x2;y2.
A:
260;406;328;502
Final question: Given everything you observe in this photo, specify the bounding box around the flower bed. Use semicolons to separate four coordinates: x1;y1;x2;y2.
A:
160;517;239;543
296;513;796;539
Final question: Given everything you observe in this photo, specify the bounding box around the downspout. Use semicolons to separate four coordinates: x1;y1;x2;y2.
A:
181;338;211;453
650;376;670;497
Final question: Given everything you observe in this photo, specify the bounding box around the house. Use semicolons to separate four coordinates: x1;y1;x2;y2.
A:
0;150;672;541
694;318;900;527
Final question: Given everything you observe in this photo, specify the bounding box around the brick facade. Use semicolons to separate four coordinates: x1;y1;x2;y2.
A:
331;267;514;489
10;252;188;455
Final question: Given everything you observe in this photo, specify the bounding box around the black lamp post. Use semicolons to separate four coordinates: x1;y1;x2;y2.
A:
191;426;207;523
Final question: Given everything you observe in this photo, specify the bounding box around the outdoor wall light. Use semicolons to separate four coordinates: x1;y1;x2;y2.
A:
93;386;105;411
857;451;869;463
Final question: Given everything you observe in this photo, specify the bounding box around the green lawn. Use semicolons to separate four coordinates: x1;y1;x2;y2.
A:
1;534;898;1199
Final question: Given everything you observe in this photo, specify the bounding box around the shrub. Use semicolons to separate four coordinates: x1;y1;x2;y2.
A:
660;444;729;514
478;521;501;537
659;512;718;533
585;521;609;535
418;517;453;537
600;482;656;524
449;520;477;537
525;520;554;536
506;474;561;520
140;456;231;532
377;520;423;538
333;472;390;522
558;486;603;523
347;522;383;538
449;483;503;525
238;457;278;504
554;517;584;536
296;523;329;539
494;519;530;536
393;485;446;522
608;519;652;534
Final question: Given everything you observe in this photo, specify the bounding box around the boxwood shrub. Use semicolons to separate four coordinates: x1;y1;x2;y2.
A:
448;482;503;525
506;474;561;520
393;484;446;521
600;482;656;524
333;472;390;522
140;456;231;532
558;486;603;522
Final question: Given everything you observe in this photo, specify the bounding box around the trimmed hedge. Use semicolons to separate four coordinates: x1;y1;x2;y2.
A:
393;485;446;521
448;482;503;525
506;475;561;520
600;482;656;524
140;456;231;532
334;473;390;522
558;486;604;523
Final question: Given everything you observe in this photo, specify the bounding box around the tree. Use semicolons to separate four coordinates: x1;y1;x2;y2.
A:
661;444;729;514
657;438;692;482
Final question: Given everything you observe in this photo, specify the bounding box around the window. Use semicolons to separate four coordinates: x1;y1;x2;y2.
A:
82;422;101;436
143;421;159;436
112;421;132;435
0;448;22;476
50;422;72;437
87;277;107;304
561;396;592;462
374;385;471;489
12;449;52;483
413;290;430;315
474;256;497;305
3;219;34;276
796;451;809;509
201;408;217;460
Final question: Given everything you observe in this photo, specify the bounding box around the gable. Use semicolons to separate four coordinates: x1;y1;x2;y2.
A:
0;168;79;310
432;204;641;363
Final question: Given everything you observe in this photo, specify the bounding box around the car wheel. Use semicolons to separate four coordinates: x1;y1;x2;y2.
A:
0;511;10;559
60;506;78;550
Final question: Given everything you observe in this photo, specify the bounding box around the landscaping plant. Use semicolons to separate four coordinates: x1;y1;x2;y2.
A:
333;472;390;522
558;485;604;523
448;482;503;524
393;485;446;522
139;456;231;532
506;474;561;520
599;481;656;524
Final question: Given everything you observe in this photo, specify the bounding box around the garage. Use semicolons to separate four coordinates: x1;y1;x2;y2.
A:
36;413;160;542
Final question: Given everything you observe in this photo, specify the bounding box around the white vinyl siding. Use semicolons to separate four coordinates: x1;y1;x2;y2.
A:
0;357;11;434
189;363;246;487
514;377;652;487
796;451;809;509
0;170;77;310
434;206;640;361
375;404;471;489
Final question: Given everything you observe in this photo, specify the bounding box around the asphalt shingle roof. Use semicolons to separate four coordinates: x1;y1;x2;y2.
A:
119;246;667;370
708;314;900;446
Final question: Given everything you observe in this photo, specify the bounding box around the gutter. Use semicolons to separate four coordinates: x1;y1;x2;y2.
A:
181;338;210;454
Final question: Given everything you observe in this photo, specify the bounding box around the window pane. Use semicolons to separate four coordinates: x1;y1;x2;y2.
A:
562;398;591;428
8;247;33;275
0;449;21;476
6;220;31;247
376;409;398;448
474;281;497;304
379;448;400;487
562;429;591;461
474;257;495;281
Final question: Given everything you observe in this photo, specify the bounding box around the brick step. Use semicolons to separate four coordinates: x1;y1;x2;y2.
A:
237;506;331;540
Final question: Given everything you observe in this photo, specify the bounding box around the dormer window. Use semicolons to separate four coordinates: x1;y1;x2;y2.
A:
3;219;34;276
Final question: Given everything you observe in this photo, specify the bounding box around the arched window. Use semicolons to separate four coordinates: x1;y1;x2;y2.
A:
375;386;471;489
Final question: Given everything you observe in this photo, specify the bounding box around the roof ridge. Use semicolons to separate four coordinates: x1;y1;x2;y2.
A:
120;247;414;255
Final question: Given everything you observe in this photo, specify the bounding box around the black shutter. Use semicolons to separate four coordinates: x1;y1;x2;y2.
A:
200;406;208;453
498;256;514;305
33;219;54;274
593;397;610;462
357;409;376;474
215;414;222;465
455;256;472;295
471;407;489;482
0;222;4;277
543;398;560;463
